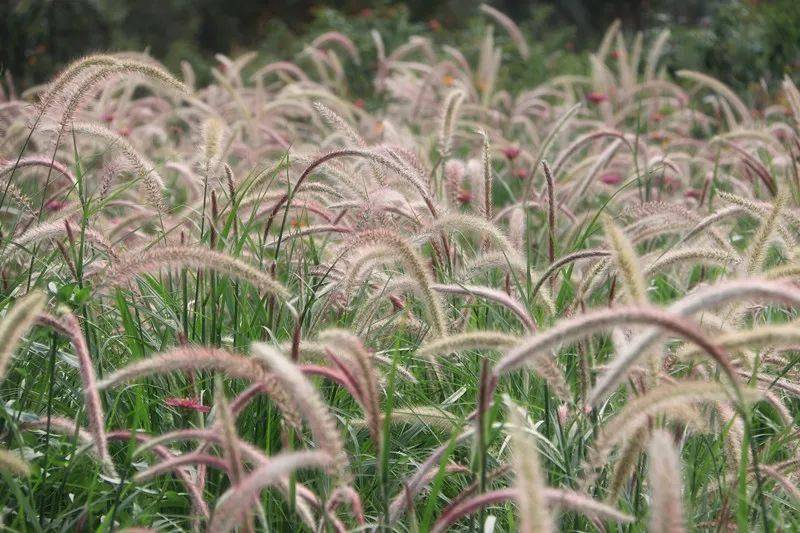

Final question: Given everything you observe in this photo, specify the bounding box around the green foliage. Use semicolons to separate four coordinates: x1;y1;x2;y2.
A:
3;0;800;95
1;2;800;531
665;0;800;92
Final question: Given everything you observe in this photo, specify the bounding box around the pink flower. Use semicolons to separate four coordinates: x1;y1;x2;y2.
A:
684;189;702;200
557;404;569;425
457;189;472;204
513;167;527;179
45;199;67;212
354;98;365;109
165;397;210;413
599;171;621;185
444;159;465;182
389;295;405;311
586;92;608;104
501;146;521;160
101;113;114;123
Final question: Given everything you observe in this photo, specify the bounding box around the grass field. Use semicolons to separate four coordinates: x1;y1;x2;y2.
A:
0;6;799;531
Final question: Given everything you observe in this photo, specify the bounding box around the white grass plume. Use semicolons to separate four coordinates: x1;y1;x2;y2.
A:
0;291;45;381
208;450;331;533
36;310;117;478
251;343;351;484
438;90;465;158
353;230;447;337
582;382;758;490
480;4;530;59
589;279;800;406
508;402;555;532
99;246;294;315
418;331;519;360
648;430;686;533
602;215;647;303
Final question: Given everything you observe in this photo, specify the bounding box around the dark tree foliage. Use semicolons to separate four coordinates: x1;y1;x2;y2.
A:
1;0;798;92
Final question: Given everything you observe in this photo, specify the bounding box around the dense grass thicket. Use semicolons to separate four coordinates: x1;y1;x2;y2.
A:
1;5;800;531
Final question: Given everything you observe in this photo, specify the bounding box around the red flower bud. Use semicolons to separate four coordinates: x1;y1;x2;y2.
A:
165;397;210;413
586;92;608;104
599;172;621;185
501;146;521;160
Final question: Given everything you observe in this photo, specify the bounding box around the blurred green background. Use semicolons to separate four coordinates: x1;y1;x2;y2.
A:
2;0;799;95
